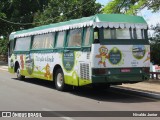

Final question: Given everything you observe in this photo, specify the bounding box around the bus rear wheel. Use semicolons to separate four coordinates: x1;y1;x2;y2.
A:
55;68;66;91
17;68;25;80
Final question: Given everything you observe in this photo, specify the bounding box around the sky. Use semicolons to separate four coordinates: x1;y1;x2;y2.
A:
96;0;160;26
96;0;110;5
138;8;160;26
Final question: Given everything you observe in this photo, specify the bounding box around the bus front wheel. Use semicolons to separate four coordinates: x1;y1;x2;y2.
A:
17;68;25;80
55;68;66;91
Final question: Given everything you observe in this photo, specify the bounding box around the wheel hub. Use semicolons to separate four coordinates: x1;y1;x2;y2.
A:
57;73;63;87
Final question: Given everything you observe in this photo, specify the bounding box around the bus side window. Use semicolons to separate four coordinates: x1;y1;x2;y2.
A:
44;33;55;48
133;28;137;39
116;28;130;39
55;31;65;48
14;37;31;51
84;27;91;46
94;28;99;43
110;29;116;39
129;28;133;39
144;29;148;39
8;41;12;57
132;28;145;39
67;28;82;47
136;29;143;39
104;29;111;39
94;32;98;39
32;33;54;49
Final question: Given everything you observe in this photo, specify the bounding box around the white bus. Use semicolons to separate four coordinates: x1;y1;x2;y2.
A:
8;14;150;91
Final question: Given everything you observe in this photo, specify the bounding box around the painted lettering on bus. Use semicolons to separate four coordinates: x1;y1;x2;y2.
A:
36;56;54;62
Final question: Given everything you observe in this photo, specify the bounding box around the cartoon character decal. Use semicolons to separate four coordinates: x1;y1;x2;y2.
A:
25;54;34;75
20;55;24;70
44;63;52;80
144;52;150;63
96;46;110;67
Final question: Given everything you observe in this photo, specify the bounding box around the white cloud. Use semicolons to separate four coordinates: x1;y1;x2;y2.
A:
146;14;160;26
138;8;160;26
137;8;160;37
96;0;111;5
96;1;160;27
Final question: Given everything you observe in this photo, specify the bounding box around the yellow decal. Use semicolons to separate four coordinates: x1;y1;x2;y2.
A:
144;52;150;63
44;63;52;80
95;46;109;67
20;55;24;70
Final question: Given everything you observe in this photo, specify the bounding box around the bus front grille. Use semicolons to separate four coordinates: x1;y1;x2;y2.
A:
86;52;90;59
80;63;90;80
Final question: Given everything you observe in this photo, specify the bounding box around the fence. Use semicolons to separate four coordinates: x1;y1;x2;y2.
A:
0;55;7;62
150;72;160;80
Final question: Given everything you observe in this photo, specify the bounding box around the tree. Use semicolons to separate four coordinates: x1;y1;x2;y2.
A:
103;0;160;15
0;0;51;58
0;0;102;58
33;0;102;26
147;0;160;12
0;0;102;36
150;24;160;65
0;38;8;55
0;0;50;37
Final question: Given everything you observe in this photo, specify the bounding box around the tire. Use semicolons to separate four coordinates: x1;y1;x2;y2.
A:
17;68;25;80
55;68;66;91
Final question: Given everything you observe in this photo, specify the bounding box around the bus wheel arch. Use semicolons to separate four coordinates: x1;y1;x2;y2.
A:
53;65;67;91
14;61;19;73
14;61;25;80
53;65;62;80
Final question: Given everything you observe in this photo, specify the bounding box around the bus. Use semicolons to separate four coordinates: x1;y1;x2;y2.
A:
8;14;150;91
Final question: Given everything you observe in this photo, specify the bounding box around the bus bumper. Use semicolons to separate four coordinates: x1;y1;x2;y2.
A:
92;73;149;84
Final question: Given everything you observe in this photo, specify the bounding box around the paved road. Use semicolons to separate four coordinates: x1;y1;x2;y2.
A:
0;70;160;120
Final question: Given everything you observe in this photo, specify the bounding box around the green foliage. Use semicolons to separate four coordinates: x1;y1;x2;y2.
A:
34;0;102;26
147;0;160;12
103;0;160;15
0;0;102;57
103;0;139;15
0;0;102;35
150;24;160;65
0;13;6;18
0;38;8;55
0;0;50;37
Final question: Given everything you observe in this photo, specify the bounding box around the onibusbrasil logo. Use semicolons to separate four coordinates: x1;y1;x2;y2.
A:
1;112;42;118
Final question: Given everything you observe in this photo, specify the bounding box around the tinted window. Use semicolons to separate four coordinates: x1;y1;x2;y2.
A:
137;29;142;39
9;40;14;56
68;29;82;47
116;29;130;39
84;27;91;46
104;28;146;40
104;29;111;39
132;29;146;39
32;33;54;49
56;31;65;48
14;37;31;51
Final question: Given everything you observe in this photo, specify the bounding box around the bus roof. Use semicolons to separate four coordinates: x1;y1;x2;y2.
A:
10;14;148;39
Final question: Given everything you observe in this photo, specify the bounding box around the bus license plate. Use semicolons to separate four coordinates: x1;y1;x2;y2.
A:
121;68;131;72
